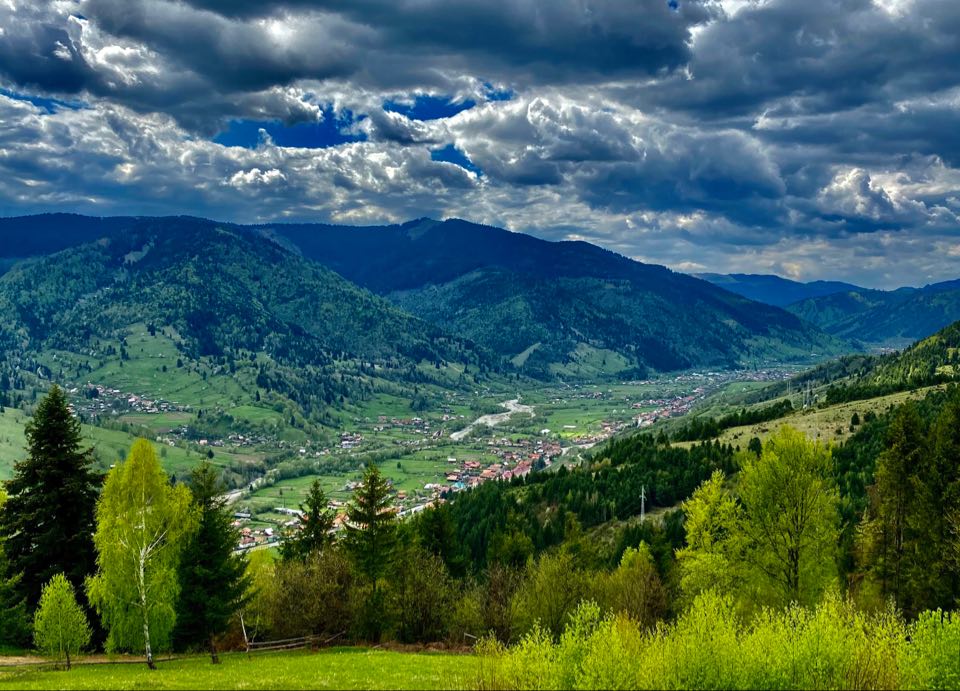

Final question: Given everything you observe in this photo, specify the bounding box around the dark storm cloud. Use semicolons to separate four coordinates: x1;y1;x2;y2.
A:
151;0;718;84
0;4;94;93
638;0;960;118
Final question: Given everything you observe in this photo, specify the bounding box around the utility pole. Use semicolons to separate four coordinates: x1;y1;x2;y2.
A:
640;485;646;523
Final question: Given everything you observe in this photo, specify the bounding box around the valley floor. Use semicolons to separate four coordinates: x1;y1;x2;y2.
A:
0;648;474;690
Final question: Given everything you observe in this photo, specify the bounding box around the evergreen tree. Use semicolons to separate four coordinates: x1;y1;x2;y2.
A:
858;402;924;612
907;398;960;613
280;479;335;562
0;489;31;647
173;462;250;663
344;464;397;641
0;385;98;612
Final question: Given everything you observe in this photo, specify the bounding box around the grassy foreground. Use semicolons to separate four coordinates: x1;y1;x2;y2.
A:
0;648;474;690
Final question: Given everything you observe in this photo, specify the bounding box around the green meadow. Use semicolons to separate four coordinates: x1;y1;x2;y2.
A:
0;648;474;690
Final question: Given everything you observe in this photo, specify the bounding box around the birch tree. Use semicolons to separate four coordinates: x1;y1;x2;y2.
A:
86;439;197;669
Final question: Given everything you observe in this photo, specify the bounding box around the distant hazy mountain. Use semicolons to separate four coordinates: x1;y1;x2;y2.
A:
786;281;960;345
268;218;845;376
695;273;864;308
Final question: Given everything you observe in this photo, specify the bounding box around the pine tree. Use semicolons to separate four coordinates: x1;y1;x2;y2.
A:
280;479;335;562
0;385;98;612
858;402;924;612
906;398;960;613
173;462;250;663
344;464;397;641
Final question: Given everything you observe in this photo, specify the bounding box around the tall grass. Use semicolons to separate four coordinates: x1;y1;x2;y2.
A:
477;591;960;690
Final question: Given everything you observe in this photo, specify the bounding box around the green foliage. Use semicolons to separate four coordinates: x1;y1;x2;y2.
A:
33;573;91;669
389;545;455;644
854;387;960;616
0;488;31;648
510;551;592;640
597;543;667;627
676;471;746;606
280;479;335;562
86;439;197;666
671;399;794;442
173;462;251;661
344;464;398;642
445;436;734;572
479;591;932;691
679;428;840;609
265;547;355;641
738;428;839;606
0;385;99;612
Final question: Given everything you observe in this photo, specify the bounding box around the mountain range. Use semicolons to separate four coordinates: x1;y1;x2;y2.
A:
695;273;864;308
0;214;841;396
700;272;960;347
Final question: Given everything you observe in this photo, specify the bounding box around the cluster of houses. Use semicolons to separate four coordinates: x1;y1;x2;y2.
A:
71;383;190;420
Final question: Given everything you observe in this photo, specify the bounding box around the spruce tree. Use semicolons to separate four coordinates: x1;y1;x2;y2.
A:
173;462;250;663
344;464;397;641
0;489;31;647
345;464;398;586
0;385;98;611
280;479;335;562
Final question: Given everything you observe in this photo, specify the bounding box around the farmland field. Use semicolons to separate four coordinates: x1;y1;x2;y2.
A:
0;648;474;690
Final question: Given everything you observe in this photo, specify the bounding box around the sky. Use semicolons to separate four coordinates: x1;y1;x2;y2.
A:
0;0;958;288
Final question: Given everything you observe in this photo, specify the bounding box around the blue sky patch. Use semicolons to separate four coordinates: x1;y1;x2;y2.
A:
213;109;366;149
431;144;482;176
384;94;476;121
0;88;85;114
483;83;514;102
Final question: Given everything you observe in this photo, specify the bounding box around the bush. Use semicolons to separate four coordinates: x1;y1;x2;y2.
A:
389;546;455;643
266;547;355;640
478;591;921;690
510;551;592;640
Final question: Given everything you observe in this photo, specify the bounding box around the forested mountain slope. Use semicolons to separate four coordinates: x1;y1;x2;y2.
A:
0;217;491;421
270;218;846;376
787;281;960;345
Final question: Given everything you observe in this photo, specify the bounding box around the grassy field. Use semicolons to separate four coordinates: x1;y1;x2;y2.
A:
0;408;242;481
0;648;475;690
709;385;946;449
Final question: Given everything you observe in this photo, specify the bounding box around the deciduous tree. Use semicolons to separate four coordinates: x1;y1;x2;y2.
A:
86;439;197;668
33;573;91;669
738;427;839;606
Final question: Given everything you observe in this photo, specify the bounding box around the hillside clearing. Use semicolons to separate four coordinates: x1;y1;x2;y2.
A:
700;385;947;448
